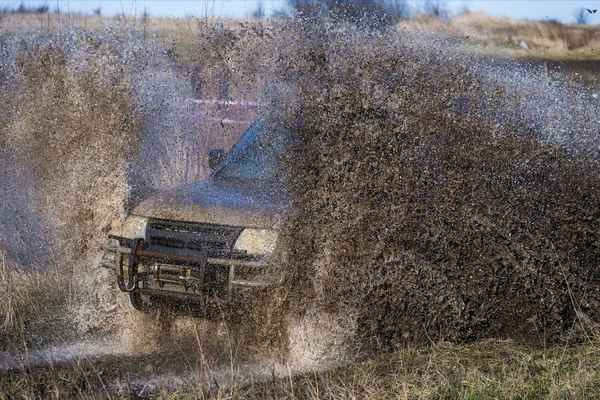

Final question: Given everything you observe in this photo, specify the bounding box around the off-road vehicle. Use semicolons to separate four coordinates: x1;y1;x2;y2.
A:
100;117;289;313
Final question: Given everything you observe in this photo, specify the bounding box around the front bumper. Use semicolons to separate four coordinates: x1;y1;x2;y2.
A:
100;235;275;310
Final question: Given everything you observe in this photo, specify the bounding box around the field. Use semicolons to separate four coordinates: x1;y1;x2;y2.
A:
1;8;600;399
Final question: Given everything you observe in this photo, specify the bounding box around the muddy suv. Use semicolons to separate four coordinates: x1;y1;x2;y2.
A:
100;117;289;313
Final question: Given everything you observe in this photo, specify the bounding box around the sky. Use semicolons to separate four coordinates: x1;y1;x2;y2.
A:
0;1;599;24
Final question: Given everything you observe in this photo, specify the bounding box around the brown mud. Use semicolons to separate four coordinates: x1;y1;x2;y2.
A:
270;18;600;354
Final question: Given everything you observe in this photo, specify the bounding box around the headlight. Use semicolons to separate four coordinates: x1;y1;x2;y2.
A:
233;228;278;255
118;215;148;239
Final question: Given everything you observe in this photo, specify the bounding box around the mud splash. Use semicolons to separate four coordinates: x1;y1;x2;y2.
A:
271;18;600;352
0;26;212;352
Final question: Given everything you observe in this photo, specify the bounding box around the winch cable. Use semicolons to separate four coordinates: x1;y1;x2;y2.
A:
125;238;142;292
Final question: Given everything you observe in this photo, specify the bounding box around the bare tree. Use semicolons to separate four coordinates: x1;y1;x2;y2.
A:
424;0;449;20
252;0;265;19
271;7;290;18
574;7;590;24
36;4;49;13
288;0;324;19
382;0;410;20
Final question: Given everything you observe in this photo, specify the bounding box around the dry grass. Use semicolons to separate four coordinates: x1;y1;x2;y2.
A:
0;12;247;54
402;12;600;60
219;339;600;399
0;351;114;399
3;11;600;61
0;250;73;352
0;12;239;34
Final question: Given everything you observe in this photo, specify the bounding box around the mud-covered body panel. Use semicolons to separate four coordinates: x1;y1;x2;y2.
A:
131;178;289;228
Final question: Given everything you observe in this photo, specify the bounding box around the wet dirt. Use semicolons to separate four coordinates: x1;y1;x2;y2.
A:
0;331;339;397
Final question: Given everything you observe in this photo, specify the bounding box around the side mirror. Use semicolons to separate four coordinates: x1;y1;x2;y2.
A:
208;148;226;170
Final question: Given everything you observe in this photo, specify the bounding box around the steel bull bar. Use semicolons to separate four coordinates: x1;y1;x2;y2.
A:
100;236;274;308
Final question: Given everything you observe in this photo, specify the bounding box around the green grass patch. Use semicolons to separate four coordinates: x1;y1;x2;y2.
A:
214;340;600;400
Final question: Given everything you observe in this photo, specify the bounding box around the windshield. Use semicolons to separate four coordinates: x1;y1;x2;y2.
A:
212;117;288;182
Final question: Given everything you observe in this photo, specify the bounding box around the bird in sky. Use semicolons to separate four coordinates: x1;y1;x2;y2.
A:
586;8;597;14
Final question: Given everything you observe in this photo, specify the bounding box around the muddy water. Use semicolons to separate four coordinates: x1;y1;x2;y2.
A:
0;157;51;266
0;324;340;396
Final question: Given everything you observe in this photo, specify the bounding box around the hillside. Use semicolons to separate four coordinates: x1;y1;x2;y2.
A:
403;12;600;60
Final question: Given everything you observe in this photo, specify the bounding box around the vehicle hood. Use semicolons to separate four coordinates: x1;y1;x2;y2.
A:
132;178;290;229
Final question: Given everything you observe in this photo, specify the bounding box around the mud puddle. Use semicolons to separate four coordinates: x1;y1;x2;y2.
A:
0;338;128;370
0;335;322;397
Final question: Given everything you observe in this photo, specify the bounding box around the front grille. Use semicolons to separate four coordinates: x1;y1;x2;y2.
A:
146;219;244;256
